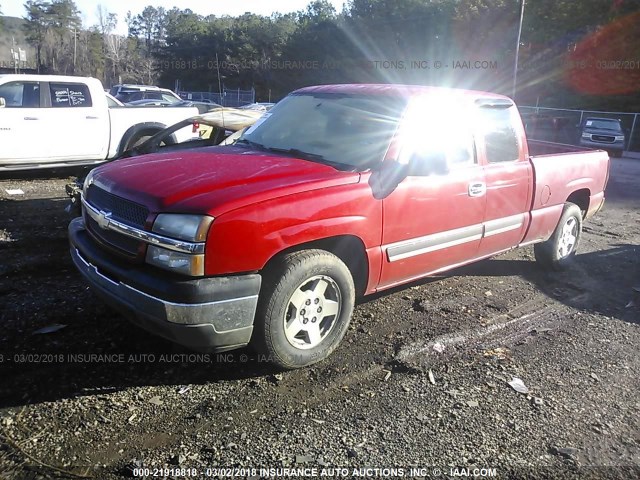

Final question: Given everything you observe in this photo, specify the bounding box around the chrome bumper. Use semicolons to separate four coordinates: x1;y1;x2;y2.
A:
69;217;261;352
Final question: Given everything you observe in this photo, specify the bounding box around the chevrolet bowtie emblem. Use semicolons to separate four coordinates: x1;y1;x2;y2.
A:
96;210;112;230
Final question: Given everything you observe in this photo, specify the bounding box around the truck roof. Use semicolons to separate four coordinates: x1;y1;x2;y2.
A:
584;117;621;122
293;83;512;101
0;74;102;84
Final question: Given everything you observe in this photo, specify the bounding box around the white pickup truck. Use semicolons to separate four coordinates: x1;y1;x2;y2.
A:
0;75;199;171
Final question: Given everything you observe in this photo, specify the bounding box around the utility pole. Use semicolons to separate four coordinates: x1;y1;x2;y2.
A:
73;27;77;74
11;37;18;74
512;0;526;101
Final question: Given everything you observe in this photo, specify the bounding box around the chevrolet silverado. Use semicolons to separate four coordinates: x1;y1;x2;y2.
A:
68;84;610;369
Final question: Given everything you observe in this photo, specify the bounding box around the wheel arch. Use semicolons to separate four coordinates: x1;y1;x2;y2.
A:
566;188;591;217
117;122;175;155
262;235;369;297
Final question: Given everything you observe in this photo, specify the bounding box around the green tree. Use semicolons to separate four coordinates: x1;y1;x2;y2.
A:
46;0;81;72
24;0;49;72
130;5;166;56
96;5;119;84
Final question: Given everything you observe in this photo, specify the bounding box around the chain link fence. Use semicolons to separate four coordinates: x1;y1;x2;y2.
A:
519;106;639;152
178;87;255;108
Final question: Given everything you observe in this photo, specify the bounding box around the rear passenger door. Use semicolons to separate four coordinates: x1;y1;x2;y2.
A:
41;81;109;161
476;102;533;257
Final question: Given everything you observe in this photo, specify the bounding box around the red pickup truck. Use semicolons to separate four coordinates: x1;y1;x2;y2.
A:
68;84;609;369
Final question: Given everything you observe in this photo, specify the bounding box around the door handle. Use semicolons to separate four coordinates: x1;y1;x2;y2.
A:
86;116;99;120
24;117;39;121
468;182;486;197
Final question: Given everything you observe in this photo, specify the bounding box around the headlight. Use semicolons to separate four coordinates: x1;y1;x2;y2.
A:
83;169;94;194
147;214;213;276
581;133;591;139
152;214;213;242
615;136;625;141
146;246;205;276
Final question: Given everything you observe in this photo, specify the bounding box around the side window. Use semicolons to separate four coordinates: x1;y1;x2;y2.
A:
0;82;40;108
162;93;178;103
49;83;92;108
479;107;520;163
398;99;476;171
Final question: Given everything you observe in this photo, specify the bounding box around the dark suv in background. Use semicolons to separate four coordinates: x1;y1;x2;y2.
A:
109;84;182;104
579;117;626;157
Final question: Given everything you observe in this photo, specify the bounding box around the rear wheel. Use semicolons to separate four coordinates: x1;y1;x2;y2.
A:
253;249;355;369
534;202;583;270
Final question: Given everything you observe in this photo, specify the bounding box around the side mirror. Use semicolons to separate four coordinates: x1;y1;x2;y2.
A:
0;97;5;108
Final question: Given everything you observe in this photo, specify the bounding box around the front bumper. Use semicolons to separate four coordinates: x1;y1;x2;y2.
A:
69;217;261;352
579;138;624;152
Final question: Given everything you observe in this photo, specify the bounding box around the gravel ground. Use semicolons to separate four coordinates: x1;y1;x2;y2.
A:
0;158;639;480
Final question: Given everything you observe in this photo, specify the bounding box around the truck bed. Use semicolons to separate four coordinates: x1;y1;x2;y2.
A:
528;139;597;156
521;140;610;245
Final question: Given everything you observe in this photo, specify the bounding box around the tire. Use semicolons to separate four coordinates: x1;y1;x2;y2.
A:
125;133;154;150
534;202;583;271
253;249;355;369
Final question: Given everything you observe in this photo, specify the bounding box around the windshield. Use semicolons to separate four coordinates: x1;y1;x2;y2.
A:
584;119;622;131
239;93;407;170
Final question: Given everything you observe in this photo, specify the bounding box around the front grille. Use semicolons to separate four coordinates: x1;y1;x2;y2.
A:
84;184;149;258
86;214;140;257
86;184;149;228
592;135;615;143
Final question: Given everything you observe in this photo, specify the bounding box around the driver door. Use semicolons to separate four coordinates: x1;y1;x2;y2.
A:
378;97;487;289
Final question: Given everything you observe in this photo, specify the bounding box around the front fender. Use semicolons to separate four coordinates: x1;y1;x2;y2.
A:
204;182;381;276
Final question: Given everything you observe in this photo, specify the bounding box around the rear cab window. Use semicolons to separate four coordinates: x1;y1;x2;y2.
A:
49;83;92;108
478;105;521;163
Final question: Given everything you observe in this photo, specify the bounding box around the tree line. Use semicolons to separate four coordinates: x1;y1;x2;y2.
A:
17;0;640;109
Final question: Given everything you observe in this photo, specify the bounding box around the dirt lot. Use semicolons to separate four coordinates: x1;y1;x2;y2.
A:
0;157;639;480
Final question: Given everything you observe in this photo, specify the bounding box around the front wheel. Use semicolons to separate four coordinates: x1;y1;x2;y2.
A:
534;202;583;271
253;249;355;369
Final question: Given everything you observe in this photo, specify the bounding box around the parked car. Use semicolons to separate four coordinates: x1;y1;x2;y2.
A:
579;117;625;157
239;102;276;112
110;84;182;104
105;92;124;107
0;75;199;170
126;98;220;114
68;84;609;369
121;106;265;156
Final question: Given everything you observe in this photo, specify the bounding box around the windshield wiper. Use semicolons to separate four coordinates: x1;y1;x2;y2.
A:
235;138;268;150
266;147;325;161
263;147;354;170
236;141;354;170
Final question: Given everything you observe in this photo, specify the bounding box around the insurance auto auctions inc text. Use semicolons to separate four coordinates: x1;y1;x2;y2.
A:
195;467;498;477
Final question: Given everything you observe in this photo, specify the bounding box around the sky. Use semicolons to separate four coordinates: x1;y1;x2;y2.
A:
3;0;347;34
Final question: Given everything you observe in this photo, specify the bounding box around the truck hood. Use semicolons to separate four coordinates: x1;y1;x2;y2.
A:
90;146;360;216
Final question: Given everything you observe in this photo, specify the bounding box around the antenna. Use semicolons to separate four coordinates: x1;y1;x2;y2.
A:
216;52;225;128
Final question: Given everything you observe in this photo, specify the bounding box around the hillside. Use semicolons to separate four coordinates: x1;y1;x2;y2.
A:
0;16;36;69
